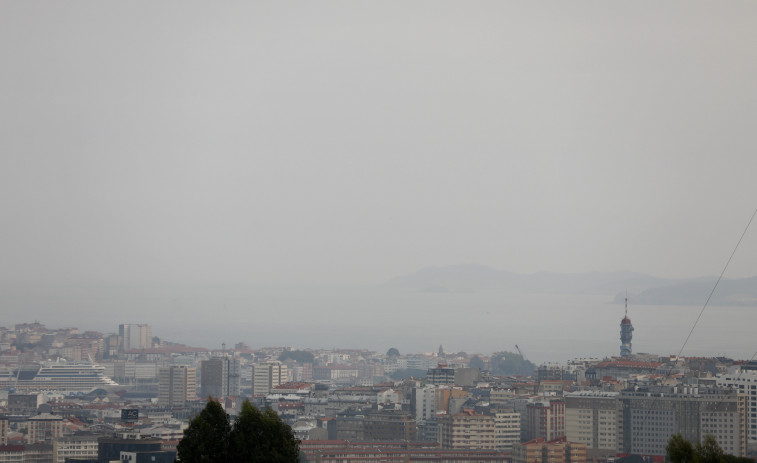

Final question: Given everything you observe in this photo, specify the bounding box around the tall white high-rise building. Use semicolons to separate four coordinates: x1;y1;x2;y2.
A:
414;384;437;422
494;410;521;451
118;324;152;351
717;365;757;443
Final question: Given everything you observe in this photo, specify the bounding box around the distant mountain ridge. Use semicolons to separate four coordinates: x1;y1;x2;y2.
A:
614;276;757;306
385;264;757;306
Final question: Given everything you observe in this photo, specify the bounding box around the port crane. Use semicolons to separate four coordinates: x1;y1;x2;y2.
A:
515;344;526;361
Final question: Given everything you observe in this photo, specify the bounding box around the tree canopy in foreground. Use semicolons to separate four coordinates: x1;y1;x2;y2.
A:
666;434;752;463
177;399;300;463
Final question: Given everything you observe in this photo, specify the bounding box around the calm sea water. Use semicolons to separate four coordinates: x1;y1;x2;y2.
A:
4;284;755;363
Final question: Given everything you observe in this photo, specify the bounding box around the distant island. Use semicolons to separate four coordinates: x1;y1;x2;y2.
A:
385;264;757;306
612;276;757;306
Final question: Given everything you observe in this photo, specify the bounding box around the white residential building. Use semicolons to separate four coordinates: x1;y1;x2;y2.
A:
717;365;757;443
119;324;152;351
414;385;436;422
494;410;521;451
53;436;99;463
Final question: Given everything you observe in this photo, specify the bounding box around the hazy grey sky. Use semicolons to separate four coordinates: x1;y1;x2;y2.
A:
2;1;757;286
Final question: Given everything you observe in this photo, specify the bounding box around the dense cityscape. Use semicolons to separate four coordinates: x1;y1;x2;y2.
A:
3;0;757;461
0;311;755;463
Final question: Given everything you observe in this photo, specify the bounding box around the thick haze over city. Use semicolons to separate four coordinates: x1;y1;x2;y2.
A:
1;2;756;359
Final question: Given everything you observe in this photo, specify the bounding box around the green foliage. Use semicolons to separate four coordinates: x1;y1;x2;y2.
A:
386;347;400;357
177;399;230;462
229;401;300;463
469;355;485;370
667;433;695;463
278;350;315;363
666;434;741;463
177;399;300;463
695;435;726;463
722;455;753;463
489;351;535;375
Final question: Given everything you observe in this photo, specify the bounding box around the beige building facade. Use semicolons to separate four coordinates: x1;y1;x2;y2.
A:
252;362;287;396
513;437;587;463
565;391;620;458
53;436;98;463
158;365;197;407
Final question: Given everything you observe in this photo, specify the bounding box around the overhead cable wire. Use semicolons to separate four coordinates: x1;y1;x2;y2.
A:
672;208;757;362
644;208;757;415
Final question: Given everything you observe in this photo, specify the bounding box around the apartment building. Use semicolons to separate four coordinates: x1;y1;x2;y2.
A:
439;410;497;450
200;356;241;399
525;399;565;442
53;436;98;463
364;412;418;442
618;386;746;457
27;414;63;444
717;364;757;443
513;436;587;463
565;391;620;458
158;365;197;407
427;365;455;386
0;415;7;446
494;410;521;451
414;384;437;422
252;362;287;396
119;324;152;351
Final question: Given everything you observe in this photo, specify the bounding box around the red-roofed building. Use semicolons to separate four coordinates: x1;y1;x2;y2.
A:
589;360;663;381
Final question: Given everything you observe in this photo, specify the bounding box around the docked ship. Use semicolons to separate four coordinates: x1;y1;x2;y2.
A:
0;359;119;393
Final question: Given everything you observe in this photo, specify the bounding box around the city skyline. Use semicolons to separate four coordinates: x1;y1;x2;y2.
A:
0;319;754;462
2;2;755;461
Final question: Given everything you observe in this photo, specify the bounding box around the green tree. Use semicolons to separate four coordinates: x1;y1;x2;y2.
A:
177;399;230;463
228;400;300;463
695;435;725;463
386;347;400;357
666;434;740;463
723;455;753;463
489;351;535;375
469;355;485;370
177;399;300;463
666;433;695;463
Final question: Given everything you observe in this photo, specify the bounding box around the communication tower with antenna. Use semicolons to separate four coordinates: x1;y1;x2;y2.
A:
620;294;634;358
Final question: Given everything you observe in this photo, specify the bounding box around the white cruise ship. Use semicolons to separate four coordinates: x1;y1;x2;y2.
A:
0;359;119;393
